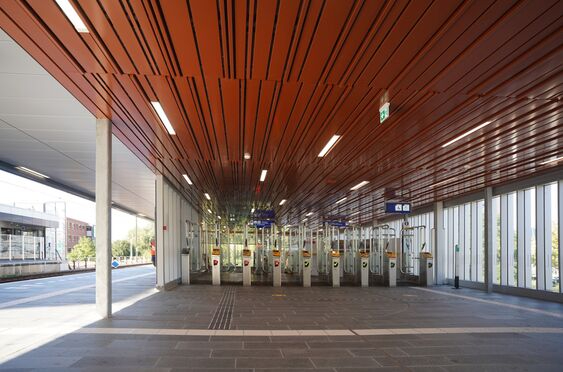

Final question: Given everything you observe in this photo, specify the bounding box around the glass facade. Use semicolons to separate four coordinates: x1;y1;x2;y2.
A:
444;180;561;293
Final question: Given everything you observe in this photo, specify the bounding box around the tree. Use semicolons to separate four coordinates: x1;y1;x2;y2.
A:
68;236;95;268
112;240;131;257
126;226;155;258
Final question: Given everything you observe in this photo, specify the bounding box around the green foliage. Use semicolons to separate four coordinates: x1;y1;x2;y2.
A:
127;226;155;258
112;240;131;257
68;236;95;262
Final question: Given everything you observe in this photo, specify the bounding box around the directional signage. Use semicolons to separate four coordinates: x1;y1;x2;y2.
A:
384;202;411;214
323;215;348;227
252;220;273;228
252;209;275;219
379;102;390;123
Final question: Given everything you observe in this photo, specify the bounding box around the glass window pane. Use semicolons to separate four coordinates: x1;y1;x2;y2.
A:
493;196;501;284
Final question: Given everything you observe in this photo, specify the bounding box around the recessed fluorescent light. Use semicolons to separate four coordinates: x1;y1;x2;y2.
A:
204;193;211;200
207;209;212;214
217;216;221;220
318;135;341;157
442;121;492;147
16;166;49;179
260;169;268;182
336;197;347;204
251;208;255;213
55;0;89;33
182;174;192;185
432;177;457;188
279;199;287;206
540;156;563;165
350;180;369;191
350;211;359;216
303;218;308;222
244;153;251;160
306;212;313;216
151;102;176;135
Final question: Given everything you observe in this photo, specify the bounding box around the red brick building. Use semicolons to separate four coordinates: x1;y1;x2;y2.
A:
66;217;93;252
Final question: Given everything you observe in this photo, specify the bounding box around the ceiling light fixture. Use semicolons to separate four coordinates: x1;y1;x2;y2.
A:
16;166;49;179
336;197;347;204
260;169;268;182
318;135;342;157
350;211;359;216
182;174;192;185
251;208;255;213
204;193;211;200
279;199;287;206
55;0;89;33
137;213;146;217
207;209;212;214
151;102;176;135
540;156;563;165
217;216;221;220
432;177;457;188
306;212;313;216
442;121;491;147
244;153;251;160
350;180;369;191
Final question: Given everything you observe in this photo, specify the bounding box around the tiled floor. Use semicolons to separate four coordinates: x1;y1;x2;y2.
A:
1;266;563;371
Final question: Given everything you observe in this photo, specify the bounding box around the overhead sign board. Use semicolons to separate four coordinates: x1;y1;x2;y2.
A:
253;209;275;219
252;220;273;228
323;215;348;227
385;202;411;214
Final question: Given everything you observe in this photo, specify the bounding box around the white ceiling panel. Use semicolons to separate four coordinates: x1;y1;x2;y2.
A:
0;28;154;217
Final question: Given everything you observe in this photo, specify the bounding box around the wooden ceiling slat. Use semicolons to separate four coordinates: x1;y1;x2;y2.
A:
1;0;560;220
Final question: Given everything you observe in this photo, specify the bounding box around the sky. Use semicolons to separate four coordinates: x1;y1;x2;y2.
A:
0;170;152;241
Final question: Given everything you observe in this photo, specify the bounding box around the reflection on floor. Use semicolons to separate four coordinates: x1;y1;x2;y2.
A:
1;268;563;371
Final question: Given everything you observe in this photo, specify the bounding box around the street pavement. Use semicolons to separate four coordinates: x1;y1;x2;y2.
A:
0;265;156;363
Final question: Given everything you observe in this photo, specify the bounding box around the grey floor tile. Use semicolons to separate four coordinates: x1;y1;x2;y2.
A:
155;357;236;369
70;356;159;368
311;357;380;368
236;358;315;369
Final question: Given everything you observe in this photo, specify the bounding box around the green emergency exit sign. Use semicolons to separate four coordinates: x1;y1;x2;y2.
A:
379;102;390;123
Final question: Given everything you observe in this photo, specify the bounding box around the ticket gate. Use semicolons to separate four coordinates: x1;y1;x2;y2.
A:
331;251;341;287
242;248;252;286
419;252;434;286
302;250;312;287
383;251;397;287
211;247;221;286
357;251;369;287
272;249;281;287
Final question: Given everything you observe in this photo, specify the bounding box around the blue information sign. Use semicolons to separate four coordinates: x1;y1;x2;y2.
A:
253;209;275;219
385;202;412;214
323;215;348;227
111;260;120;268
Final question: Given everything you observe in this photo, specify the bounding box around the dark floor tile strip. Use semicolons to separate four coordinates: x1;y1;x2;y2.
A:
209;286;236;330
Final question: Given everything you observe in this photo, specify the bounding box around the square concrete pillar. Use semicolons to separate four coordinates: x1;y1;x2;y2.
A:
95;119;112;318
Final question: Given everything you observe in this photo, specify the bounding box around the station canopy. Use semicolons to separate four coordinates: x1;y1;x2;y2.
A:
0;0;561;224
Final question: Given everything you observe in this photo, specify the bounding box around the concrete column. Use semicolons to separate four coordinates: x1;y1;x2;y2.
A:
484;187;494;293
155;174;165;288
95;119;112;318
433;201;446;284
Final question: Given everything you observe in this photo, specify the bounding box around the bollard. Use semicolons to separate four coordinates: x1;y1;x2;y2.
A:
302;250;312;287
211;247;221;286
242;248;252;287
272;249;281;287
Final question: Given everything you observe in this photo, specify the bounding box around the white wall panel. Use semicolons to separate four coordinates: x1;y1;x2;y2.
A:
156;175;200;288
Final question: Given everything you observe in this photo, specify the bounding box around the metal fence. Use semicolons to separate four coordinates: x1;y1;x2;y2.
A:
0;234;55;260
68;255;150;270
